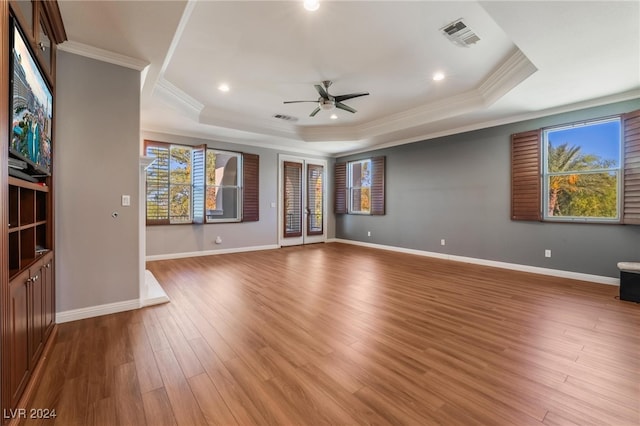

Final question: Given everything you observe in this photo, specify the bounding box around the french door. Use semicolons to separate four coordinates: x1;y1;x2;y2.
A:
279;156;327;246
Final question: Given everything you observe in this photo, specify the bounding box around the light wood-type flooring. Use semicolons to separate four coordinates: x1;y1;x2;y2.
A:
22;243;640;425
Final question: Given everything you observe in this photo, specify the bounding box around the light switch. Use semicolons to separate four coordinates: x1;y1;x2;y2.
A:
122;195;131;206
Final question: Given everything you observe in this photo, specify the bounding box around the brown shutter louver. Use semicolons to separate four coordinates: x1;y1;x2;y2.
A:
283;162;302;237
370;156;385;215
334;162;347;214
511;130;541;221
306;164;324;235
242;153;259;222
144;140;170;225
622;109;640;225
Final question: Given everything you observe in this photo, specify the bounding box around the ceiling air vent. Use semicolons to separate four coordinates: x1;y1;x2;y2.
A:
273;114;298;122
440;19;480;47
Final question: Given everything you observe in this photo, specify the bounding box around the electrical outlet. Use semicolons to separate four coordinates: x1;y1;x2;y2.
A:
215;236;222;244
441;239;446;246
121;195;130;206
545;249;551;258
367;231;371;237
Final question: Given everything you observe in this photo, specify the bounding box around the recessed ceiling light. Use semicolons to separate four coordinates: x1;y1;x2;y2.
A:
330;114;338;120
218;83;230;92
304;0;320;12
433;72;445;81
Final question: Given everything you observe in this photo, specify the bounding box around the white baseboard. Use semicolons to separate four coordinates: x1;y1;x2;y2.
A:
331;239;619;286
146;244;280;261
57;299;141;324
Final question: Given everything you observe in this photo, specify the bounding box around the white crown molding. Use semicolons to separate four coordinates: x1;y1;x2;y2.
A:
477;48;538;106
58;40;149;71
199;106;300;139
153;49;536;145
338;89;640;157
331;239;619;286
361;91;486;138
159;0;198;76
143;123;360;157
156;77;204;116
354;48;537;140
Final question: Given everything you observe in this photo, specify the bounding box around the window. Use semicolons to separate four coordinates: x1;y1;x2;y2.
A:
335;156;385;215
205;149;242;221
543;118;621;221
511;108;640;224
144;140;259;225
349;159;371;214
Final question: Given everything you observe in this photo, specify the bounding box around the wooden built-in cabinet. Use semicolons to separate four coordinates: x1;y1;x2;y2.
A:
7;252;53;409
8;177;50;277
1;1;65;422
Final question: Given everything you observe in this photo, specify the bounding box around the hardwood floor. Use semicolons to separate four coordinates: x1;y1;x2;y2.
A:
21;243;639;425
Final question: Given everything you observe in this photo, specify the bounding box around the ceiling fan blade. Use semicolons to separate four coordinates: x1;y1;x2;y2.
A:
334;92;369;103
336;102;356;114
283;100;318;104
314;84;329;99
310;107;321;117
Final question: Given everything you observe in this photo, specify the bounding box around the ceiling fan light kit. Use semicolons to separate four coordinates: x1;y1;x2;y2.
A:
320;99;335;111
284;80;369;117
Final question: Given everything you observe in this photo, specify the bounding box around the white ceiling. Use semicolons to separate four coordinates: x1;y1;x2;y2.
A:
57;0;640;156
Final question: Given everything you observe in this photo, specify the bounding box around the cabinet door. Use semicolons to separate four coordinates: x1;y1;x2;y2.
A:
42;254;55;338
29;263;45;368
8;270;31;407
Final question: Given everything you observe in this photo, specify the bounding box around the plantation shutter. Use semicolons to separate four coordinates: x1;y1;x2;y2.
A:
144;141;170;225
242;153;259;222
283;162;302;237
192;145;206;224
334;162;347;214
370;156;385;215
307;164;324;235
511;130;542;221
622;109;640;225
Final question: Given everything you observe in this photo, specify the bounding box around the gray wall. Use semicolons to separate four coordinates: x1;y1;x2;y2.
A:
143;131;334;256
56;51;141;311
336;99;640;278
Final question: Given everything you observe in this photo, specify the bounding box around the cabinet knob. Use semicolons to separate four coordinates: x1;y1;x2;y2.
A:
45;263;51;268
38;42;46;51
33;275;39;281
26;277;32;284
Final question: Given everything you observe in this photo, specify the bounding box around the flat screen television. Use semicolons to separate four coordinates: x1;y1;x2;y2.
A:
9;18;53;177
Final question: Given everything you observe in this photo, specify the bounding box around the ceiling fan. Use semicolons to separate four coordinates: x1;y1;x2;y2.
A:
284;80;369;117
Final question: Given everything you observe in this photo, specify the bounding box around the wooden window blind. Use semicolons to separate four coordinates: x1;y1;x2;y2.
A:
370;156;385;216
307;164;324;235
242;153;259;222
511;130;541;221
334;162;347;214
283;161;302;237
622;109;640;225
145;141;170;225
